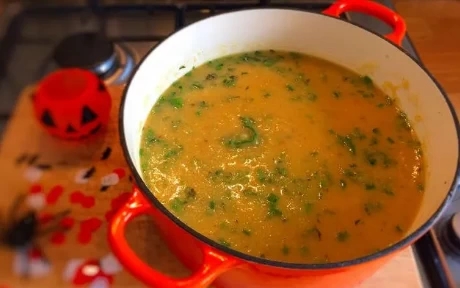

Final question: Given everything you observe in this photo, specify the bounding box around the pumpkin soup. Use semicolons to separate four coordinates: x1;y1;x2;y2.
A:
139;50;424;264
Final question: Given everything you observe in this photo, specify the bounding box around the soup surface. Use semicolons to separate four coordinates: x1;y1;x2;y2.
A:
140;50;424;263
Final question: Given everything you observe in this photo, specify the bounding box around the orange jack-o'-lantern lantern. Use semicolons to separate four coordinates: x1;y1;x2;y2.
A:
33;68;111;140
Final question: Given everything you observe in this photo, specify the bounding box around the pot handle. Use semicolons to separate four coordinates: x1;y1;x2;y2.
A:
108;187;240;288
322;0;407;46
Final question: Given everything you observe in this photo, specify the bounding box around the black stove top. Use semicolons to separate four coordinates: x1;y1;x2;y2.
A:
0;1;456;287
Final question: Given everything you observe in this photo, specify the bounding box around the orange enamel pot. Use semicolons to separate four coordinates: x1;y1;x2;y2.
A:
108;0;460;287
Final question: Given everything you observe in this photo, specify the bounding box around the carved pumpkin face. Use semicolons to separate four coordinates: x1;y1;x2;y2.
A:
33;69;112;140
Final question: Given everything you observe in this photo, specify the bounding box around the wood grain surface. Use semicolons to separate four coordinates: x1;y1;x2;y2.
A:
0;0;459;287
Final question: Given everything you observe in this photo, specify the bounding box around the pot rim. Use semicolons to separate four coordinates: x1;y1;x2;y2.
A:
118;7;460;269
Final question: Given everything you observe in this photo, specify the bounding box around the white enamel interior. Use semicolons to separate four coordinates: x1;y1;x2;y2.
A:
122;9;459;234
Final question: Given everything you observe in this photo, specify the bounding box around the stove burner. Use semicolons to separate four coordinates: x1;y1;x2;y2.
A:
105;44;137;85
53;32;117;78
441;212;460;256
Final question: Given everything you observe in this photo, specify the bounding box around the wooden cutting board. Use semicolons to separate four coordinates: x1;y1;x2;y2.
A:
0;85;423;287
